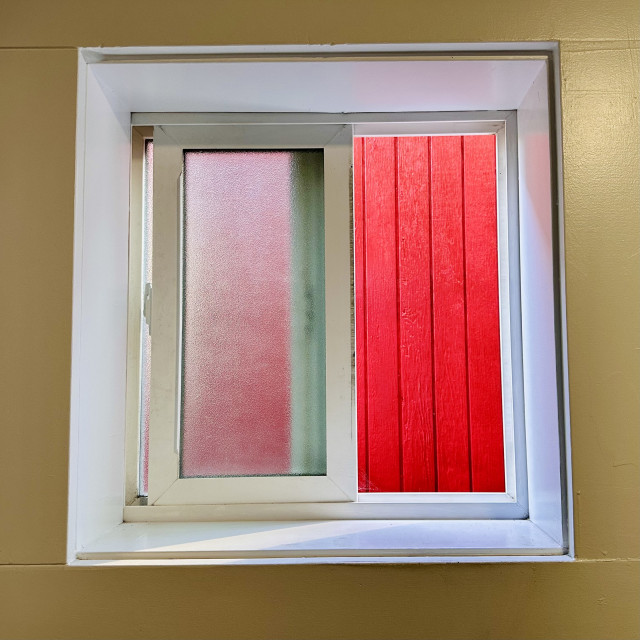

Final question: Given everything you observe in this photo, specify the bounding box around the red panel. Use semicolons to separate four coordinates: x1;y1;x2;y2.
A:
430;136;471;491
463;136;505;491
353;137;369;491
397;137;436;492
363;137;401;492
354;135;505;493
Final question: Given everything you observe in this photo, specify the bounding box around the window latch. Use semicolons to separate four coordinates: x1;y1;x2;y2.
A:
143;282;152;332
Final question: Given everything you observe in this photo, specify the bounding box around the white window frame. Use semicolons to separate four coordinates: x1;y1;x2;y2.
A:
68;44;572;563
133;113;528;518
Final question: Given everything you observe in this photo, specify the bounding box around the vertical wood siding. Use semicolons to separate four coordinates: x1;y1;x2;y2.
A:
355;135;505;492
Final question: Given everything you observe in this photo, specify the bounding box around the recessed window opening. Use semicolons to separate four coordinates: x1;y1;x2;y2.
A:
70;50;569;560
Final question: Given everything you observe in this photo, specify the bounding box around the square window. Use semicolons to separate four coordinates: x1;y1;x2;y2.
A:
69;47;570;562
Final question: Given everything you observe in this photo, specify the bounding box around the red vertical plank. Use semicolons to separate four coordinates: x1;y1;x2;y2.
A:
353;138;369;491
463;135;505;491
363;137;401;492
397;137;436;492
431;136;471;492
356;135;504;494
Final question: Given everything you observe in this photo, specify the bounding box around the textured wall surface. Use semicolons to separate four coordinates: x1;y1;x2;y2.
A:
0;1;638;638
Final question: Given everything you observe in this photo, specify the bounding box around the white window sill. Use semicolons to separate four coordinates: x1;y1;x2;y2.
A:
75;519;567;565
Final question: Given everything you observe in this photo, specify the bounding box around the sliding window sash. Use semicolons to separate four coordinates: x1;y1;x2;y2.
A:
148;124;355;505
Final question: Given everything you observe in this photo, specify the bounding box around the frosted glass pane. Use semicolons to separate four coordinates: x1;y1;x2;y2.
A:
181;150;326;478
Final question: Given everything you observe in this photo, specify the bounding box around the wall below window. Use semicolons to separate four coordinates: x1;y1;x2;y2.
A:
0;1;638;639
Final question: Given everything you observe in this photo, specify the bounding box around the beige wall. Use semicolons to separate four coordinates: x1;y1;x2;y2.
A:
0;1;638;638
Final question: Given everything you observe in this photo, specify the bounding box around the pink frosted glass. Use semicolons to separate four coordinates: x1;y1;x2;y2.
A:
180;150;325;477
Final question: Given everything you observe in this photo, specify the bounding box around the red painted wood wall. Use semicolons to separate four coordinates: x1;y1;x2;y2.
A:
354;135;505;493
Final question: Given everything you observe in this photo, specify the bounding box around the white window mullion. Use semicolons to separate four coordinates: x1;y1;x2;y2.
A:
322;125;357;500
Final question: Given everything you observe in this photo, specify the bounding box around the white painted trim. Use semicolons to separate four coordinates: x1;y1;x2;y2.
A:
123;128;147;503
81;42;557;64
132;111;512;127
495;113;528;510
153;123;350;148
67;49;88;564
147;127;182;505
69;46;570;563
553;48;574;558
84;59;547;114
72;554;573;566
516;65;565;547
502;112;529;512
322;125;358;499
124;497;526;521
69;58;133;561
77;519;563;561
354;121;503;136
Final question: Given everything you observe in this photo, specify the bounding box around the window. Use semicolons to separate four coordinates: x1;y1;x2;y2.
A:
130;116;525;516
69;45;571;563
